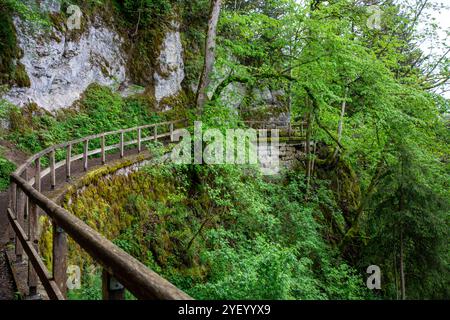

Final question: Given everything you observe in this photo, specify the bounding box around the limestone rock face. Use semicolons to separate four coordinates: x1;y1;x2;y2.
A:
153;23;185;104
3;13;128;111
39;0;61;13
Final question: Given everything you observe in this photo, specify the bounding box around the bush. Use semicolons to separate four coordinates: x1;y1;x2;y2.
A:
0;156;16;191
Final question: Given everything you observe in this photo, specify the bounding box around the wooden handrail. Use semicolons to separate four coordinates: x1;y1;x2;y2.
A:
8;119;191;300
14;119;187;176
10;174;192;300
243;120;308;138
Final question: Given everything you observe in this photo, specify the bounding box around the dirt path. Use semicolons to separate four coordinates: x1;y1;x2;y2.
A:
0;140;30;300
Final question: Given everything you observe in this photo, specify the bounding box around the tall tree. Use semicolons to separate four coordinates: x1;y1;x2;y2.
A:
196;0;222;112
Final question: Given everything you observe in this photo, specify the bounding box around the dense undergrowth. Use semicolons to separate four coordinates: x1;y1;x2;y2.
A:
0;151;15;191
0;84;187;160
63;159;371;300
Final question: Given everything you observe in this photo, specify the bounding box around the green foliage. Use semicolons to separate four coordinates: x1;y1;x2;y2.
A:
363;144;449;299
0;0;447;301
67;269;102;300
120;0;172;25
0;153;15;191
64;152;368;300
2;84;163;156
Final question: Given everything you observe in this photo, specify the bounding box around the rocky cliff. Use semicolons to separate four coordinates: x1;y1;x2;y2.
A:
2;1;186;112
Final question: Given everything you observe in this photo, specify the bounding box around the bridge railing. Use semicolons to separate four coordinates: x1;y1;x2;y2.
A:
243;120;308;137
8;119;192;300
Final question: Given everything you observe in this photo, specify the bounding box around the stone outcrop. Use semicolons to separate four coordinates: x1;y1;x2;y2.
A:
153;22;185;106
4;12;127;111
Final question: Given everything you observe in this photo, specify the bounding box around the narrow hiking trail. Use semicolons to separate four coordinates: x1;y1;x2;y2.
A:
0;140;30;300
0;138;148;300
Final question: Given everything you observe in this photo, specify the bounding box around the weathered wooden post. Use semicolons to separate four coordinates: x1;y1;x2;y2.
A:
8;184;15;244
170;123;174;142
137;128;142;153
102;270;125;300
101;135;106;164
50;150;56;189
15;182;26;262
24;168;29;220
154;125;158;142
10;181;16;214
52;222;67;297
83;140;89;171
10;182;23;262
101;134;106;165
120;131;124;158
66;144;72;181
28;158;40;296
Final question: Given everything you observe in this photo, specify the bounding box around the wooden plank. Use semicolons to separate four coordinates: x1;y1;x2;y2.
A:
7;208;64;300
5;248;28;298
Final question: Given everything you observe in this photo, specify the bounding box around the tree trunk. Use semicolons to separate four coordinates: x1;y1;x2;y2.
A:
400;229;406;300
333;87;349;159
196;0;222;113
399;182;406;300
305;103;313;193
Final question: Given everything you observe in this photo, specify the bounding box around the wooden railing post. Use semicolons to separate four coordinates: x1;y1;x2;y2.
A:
10;181;17;213
154;125;158;142
120;131;124;158
102;270;125;300
28;159;40;296
50;150;56;189
83;140;89;171
66;144;72;181
9;182;20;258
52;222;67;297
35;158;41;192
101;135;106;164
170;123;174;142
15;184;26;262
137;128;142;153
8;184;15;243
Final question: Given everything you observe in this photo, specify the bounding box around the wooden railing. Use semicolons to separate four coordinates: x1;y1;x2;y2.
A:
243;120;308;137
7;119;192;300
